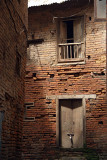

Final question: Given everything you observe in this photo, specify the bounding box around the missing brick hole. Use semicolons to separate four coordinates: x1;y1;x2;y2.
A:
50;74;54;78
74;73;79;77
98;121;103;125
101;71;105;75
46;101;51;104
25;102;34;106
24;117;35;121
32;73;36;77
49;114;56;117
88;55;91;59
60;79;67;81
93;71;105;76
53;114;56;117
89;17;91;21
26;106;34;109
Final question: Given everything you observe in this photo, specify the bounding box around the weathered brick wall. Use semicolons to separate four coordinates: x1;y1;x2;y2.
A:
23;2;106;160
0;0;27;159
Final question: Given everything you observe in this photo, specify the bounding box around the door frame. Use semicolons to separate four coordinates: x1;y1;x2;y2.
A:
56;96;86;148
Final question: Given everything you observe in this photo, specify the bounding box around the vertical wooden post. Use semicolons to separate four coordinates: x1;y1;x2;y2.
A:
77;44;79;58
67;45;68;59
70;45;72;58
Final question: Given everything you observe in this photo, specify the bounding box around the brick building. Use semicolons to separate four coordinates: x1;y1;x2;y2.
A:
0;0;28;159
23;0;107;159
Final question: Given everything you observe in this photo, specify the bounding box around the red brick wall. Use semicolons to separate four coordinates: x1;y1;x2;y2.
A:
0;0;28;159
23;2;106;160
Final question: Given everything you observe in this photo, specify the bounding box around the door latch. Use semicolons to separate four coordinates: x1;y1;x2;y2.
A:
67;133;74;148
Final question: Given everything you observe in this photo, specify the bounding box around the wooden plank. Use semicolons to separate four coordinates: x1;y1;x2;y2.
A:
64;46;66;59
59;42;84;46
67;45;68;59
72;100;83;148
59;46;61;61
70;45;72;58
77;45;78;58
58;58;84;63
74;46;76;58
73;17;84;42
61;46;64;59
60;20;67;42
60;100;72;148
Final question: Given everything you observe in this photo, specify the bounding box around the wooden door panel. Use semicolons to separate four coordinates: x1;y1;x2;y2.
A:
60;99;83;148
72;100;83;148
60;100;72;148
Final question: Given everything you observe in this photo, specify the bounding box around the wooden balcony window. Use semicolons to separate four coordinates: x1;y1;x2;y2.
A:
57;16;85;63
58;42;84;62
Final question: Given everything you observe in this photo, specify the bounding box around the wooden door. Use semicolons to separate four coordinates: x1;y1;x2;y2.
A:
59;99;83;148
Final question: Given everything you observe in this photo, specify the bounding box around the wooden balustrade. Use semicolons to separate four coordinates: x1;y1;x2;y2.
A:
58;42;84;62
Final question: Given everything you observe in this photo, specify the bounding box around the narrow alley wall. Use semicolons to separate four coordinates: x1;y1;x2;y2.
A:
23;1;106;160
0;0;28;159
